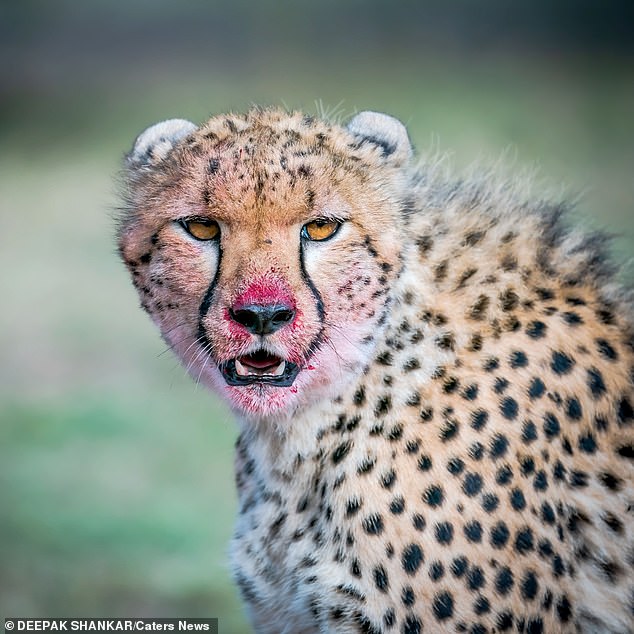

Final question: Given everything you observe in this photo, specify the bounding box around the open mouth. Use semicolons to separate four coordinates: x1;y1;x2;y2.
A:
221;349;300;387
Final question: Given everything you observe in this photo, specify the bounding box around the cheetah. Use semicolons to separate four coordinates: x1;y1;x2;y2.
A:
118;107;634;633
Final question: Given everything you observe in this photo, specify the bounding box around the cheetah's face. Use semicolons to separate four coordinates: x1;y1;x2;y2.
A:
119;110;413;421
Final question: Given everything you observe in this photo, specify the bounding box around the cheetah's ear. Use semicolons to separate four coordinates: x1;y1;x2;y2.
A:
127;119;198;167
346;111;413;164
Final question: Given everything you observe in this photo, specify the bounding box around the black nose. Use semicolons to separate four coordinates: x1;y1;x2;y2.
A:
230;304;296;336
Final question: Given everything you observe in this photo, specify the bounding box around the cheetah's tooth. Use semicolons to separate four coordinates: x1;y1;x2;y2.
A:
272;361;286;376
235;358;249;376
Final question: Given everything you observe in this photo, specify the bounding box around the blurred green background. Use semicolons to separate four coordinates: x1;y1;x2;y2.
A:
1;1;632;632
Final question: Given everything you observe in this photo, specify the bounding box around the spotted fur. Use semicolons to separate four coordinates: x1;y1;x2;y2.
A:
119;107;634;633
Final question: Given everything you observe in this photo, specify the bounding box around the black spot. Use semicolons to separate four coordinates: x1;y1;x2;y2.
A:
412;513;426;531
374;395;392;417
462;472;483;497
357;457;376;475
570;470;589;487
362;514;384;535
500;288;519;311
494;377;509;394
526;617;544;634
483;356;499;372
510;350;528;368
387;424;403;441
429;561;444;581
496;612;514;631
522;420;538;443
616;443;634;459
139;252;152;264
355;613;380;634
383;608;395;627
435;522;454;545
405;393;421;407
389;496;405;515
373;565;389;592
496;465;513;486
553;459;566;481
332;440;353;464
461;384;479;400
500;396;518;420
405;439;420;454
596;338;618;360
521;571;538;600
417;455;433;471
447;456;465;475
495;567;514;596
528;377;546;400
420;406;434;422
381;469;396;489
416;235;434;254
603;512;623;534
346;497;361;517
551;351;574;375
556;595;572;623
442;375;459;393
489;433;509;459
566;397;583;420
402;616;422;634
533;470;548;490
618;397;633;425
464;520;483;543
562;311;583;325
509;488;526;511
474;596;490;616
402;543;424;575
599;472;622;491
541;502;555;524
520;456;535;476
464;230;485;246
490;521;510;548
515;527;534;554
578;433;597;453
432;591;454;621
469;441;484;461
467;566;485;591
350;558;362;578
376;350;393;365
423;484;444;507
451;556;468;578
469;295;490;320
535;287;555;301
401;586;415;607
543;412;560;438
482;492;499;512
526;320;547;338
440;419;459;441
353;387;366;406
403;357;420;372
552;555;565;577
585;370;607;404
471;409;488;430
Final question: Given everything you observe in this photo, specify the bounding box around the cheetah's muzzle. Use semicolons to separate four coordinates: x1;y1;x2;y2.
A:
221;350;300;387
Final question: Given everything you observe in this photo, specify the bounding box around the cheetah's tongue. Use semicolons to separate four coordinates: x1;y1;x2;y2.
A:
235;353;286;377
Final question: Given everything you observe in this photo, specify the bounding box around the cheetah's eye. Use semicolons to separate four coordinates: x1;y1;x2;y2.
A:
301;219;341;242
179;218;220;241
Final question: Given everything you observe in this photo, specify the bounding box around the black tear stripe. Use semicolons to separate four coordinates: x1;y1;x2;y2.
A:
299;240;326;357
197;244;223;351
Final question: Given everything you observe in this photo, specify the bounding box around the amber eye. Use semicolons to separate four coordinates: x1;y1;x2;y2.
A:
180;218;220;241
301;219;341;242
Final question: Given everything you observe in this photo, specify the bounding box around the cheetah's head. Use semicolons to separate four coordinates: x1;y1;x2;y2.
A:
119;108;414;423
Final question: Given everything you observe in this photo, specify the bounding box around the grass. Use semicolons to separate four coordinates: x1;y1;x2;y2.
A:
1;54;632;631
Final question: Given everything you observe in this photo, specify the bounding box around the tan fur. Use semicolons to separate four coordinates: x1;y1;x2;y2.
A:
119;108;634;633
